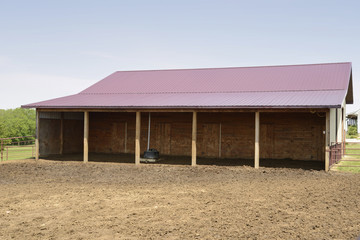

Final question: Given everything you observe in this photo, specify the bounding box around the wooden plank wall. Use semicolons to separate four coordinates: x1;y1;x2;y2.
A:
88;112;256;159
88;112;133;153
89;112;134;153
40;111;325;161
63;119;84;154
217;113;255;159
39;119;61;155
260;112;325;161
39;118;84;155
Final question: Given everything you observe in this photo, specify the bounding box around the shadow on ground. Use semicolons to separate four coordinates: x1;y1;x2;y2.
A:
42;153;324;171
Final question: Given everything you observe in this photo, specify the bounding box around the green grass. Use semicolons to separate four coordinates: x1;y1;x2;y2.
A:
0;145;35;161
338;160;360;166
344;143;360;159
336;143;360;173
336;165;360;173
346;143;360;148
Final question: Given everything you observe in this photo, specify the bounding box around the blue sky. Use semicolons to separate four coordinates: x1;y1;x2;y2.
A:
1;0;359;112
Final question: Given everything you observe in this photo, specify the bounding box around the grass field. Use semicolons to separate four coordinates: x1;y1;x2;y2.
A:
336;143;360;173
0;145;35;161
344;143;360;158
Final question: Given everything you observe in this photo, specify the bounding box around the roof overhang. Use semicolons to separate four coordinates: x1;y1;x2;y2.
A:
345;70;353;104
21;90;345;110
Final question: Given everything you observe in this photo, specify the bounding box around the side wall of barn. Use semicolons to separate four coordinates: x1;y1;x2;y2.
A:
330;98;347;144
39;112;84;156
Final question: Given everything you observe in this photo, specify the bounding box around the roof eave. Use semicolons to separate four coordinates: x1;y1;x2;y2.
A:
24;105;341;110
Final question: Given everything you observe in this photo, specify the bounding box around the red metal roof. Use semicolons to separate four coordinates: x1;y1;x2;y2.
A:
23;62;353;109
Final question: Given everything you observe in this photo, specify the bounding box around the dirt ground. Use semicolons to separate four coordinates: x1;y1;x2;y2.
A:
0;159;359;240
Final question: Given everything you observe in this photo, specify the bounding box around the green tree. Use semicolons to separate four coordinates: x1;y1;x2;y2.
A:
0;108;36;143
347;125;358;139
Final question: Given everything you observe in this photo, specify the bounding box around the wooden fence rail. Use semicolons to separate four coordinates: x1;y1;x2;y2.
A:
0;136;35;162
333;142;360;168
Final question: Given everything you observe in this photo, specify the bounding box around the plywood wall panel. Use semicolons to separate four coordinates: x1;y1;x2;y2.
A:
260;113;325;161
39;119;61;155
63;119;83;153
89;112;135;153
197;123;219;157
170;122;192;156
220;113;255;159
146;113;192;156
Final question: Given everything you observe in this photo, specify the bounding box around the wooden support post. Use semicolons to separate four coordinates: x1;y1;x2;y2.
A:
219;123;222;158
342;107;345;157
192;111;197;166
254;112;260;169
83;111;89;163
325;111;330;171
135;112;141;165
35;110;40;161
60;112;64;154
147;113;151;150
124;122;127;153
325;146;330;172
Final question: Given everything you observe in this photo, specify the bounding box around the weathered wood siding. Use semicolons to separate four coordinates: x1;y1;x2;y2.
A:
63;119;83;153
39;118;83;155
39;119;61;155
89;112;134;153
40;111;325;161
260;113;325;161
219;113;255;159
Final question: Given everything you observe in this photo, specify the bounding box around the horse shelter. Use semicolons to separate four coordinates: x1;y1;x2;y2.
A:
22;62;354;171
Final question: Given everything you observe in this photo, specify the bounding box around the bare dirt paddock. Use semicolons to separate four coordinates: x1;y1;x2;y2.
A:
1;160;360;240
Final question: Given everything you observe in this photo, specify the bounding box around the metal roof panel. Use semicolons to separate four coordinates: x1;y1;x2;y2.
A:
81;62;352;94
22;62;352;109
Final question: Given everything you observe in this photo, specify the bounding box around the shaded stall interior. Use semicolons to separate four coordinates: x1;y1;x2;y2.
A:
38;111;326;169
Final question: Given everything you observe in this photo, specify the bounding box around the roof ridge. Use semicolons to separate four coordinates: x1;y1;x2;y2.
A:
113;62;352;73
78;89;345;95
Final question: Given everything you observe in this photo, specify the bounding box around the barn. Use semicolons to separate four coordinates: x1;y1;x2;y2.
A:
22;62;353;171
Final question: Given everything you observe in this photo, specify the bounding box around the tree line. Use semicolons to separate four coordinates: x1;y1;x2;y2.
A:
0;108;36;142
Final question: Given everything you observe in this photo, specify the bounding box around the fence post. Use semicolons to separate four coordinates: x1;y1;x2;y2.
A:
325;146;330;172
339;144;342;162
6;147;8;161
0;140;3;162
336;146;339;164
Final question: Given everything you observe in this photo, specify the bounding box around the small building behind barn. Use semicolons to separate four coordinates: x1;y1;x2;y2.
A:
22;62;354;171
346;109;360;134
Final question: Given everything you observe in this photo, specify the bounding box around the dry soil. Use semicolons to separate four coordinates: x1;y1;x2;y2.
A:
0;159;360;239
